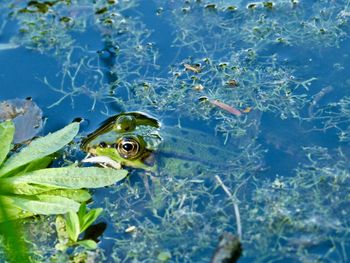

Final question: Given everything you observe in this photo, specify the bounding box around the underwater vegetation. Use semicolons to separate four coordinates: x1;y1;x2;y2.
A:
245;146;350;262
1;0;350;262
157;0;350;53
303;95;350;142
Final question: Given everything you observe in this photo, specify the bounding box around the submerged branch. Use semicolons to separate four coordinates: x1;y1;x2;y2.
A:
215;175;242;240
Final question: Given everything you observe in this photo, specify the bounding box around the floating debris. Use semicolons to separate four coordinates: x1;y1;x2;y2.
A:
95;7;108;15
184;63;201;73
247;3;258;9
125;226;137;233
226;80;238;87
242;107;252;113
211;232;242;263
263;2;274;9
193;84;204;91
226;6;238;11
308;86;333;118
0;98;43;143
0;43;19;51
209;99;242;116
205;4;217;10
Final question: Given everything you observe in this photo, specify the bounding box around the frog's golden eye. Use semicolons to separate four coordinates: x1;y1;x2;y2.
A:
115;115;136;132
117;137;140;159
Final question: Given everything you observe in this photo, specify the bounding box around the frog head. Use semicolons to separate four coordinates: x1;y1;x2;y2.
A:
81;112;162;171
81;112;247;174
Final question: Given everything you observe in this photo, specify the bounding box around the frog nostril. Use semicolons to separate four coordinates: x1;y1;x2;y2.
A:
99;142;107;148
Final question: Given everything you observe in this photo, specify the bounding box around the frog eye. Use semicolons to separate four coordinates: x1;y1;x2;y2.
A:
117;137;140;159
115;115;136;132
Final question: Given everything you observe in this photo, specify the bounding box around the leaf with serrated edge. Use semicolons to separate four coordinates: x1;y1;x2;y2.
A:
0;122;79;176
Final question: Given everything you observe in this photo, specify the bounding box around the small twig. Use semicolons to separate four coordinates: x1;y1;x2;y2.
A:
215;175;242;240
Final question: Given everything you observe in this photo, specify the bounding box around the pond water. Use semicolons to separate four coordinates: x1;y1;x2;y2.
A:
1;0;350;262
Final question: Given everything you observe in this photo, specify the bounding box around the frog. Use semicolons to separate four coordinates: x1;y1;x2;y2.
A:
81;112;162;171
81;112;248;174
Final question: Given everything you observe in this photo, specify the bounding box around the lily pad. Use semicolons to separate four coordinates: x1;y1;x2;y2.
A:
0;98;43;143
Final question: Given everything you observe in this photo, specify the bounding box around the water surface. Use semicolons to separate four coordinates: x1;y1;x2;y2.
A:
1;0;350;262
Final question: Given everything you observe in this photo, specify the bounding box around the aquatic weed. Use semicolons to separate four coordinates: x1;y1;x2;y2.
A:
127;51;311;140
303;95;350;142
155;0;350;55
244;146;350;262
96;137;264;262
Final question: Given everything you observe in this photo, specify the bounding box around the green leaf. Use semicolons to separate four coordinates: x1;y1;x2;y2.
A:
1;194;81;215
18;156;53;175
0;202;34;222
76;239;97;250
45;189;91;202
78;203;87;227
1;167;128;192
0;121;14;167
1;155;53;181
65;211;80;242
0;182;55;195
81;208;103;232
0;199;31;263
0;122;79;177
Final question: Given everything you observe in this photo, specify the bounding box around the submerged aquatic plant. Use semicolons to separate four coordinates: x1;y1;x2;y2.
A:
156;0;350;54
243;146;350;262
96;139;264;262
127;51;312;142
303;95;350;142
5;0;137;56
27;1;159;110
55;203;103;251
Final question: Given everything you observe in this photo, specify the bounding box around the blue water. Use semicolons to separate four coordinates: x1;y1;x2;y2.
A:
1;0;350;262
